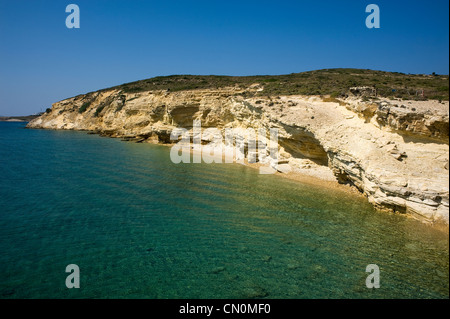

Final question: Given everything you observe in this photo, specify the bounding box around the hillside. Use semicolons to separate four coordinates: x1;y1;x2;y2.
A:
101;68;449;101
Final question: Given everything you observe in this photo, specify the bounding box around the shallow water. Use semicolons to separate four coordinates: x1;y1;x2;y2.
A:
0;122;448;299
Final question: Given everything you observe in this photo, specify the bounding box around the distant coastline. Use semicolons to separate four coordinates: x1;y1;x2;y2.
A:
0;115;40;122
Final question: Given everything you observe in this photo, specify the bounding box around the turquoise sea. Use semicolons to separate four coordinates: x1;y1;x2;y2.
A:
0;121;448;299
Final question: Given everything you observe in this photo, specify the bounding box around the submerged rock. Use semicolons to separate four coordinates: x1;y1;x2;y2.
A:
241;286;269;299
210;266;226;274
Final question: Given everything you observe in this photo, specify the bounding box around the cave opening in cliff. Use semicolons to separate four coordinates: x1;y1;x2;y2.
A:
278;137;329;166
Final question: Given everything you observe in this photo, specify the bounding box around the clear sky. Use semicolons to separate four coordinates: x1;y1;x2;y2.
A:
0;0;448;116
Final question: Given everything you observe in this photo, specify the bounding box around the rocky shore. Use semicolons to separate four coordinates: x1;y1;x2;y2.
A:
27;84;449;226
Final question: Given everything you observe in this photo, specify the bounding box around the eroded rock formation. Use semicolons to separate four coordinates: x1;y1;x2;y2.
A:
27;87;449;226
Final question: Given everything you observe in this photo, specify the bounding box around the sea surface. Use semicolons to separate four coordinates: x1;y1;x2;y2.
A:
0;121;448;299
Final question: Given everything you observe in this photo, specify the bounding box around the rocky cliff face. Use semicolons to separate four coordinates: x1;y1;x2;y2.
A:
27;86;450;226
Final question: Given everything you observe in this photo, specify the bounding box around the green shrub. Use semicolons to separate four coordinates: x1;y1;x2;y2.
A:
330;91;342;98
122;86;145;93
94;104;106;117
78;101;91;113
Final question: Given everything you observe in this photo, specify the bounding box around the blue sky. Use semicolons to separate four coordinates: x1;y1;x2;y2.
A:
0;0;448;116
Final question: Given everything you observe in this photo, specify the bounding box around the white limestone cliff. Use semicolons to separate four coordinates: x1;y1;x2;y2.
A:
27;87;449;226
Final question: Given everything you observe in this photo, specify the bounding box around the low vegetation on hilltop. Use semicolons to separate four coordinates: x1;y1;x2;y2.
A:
95;68;449;101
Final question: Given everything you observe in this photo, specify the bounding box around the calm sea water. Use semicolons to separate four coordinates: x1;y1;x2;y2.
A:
0;121;448;299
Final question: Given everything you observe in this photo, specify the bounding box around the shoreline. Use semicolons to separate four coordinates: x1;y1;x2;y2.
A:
145;139;449;232
242;160;361;195
25;126;450;233
142;139;450;234
244;160;449;233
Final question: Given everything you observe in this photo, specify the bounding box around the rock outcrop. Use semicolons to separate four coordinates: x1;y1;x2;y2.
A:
27;87;450;226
